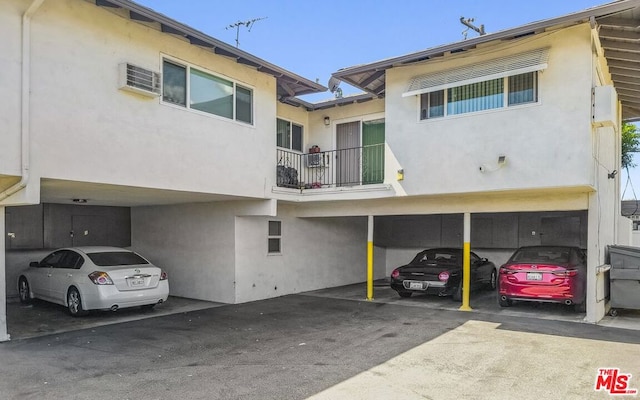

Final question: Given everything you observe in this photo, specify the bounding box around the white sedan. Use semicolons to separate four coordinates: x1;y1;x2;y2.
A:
18;246;169;316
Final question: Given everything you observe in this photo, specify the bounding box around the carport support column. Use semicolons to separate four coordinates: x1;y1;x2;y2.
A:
0;207;8;341
367;215;374;301
459;212;472;311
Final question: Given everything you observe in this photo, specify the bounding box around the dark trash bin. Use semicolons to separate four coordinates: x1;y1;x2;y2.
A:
607;245;640;316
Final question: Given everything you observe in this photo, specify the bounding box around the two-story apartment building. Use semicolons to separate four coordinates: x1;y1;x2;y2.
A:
1;0;639;341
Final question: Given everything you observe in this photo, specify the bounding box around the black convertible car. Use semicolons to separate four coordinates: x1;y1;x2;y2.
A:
390;248;496;300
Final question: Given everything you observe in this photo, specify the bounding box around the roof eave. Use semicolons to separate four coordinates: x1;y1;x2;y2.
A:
333;0;640;80
90;0;327;96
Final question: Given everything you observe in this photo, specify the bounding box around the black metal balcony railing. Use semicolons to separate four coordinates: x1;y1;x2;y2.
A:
276;144;384;189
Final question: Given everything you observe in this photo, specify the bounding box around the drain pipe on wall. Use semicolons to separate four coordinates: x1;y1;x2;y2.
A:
0;0;44;203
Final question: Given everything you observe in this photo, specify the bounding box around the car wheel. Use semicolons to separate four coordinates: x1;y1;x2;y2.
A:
67;287;88;317
18;277;31;304
398;292;412;298
489;270;497;290
452;282;462;302
498;296;512;307
609;308;618;317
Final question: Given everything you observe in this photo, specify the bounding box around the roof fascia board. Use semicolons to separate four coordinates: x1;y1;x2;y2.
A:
333;0;640;79
93;0;326;93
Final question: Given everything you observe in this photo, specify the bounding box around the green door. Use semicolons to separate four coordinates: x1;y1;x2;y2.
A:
362;119;385;184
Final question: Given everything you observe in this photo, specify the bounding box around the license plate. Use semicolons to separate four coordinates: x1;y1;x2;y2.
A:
526;272;543;281
129;278;145;287
409;281;424;290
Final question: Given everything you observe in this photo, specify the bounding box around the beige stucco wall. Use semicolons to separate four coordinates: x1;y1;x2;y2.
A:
131;202;238;303
384;24;595;197
0;2;23;178
234;206;377;303
1;0;279;201
131;201;377;304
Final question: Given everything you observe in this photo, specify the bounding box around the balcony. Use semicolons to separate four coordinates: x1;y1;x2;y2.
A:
276;144;384;189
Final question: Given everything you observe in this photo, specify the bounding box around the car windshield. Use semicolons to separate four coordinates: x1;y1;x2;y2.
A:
511;247;570;264
87;251;149;266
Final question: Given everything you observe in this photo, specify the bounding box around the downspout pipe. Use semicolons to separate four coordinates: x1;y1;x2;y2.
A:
0;0;44;203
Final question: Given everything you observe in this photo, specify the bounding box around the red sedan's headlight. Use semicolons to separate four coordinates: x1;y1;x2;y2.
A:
160;270;168;281
391;269;400;279
438;271;450;282
88;271;114;285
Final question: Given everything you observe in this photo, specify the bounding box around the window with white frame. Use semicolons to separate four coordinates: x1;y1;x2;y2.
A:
276;118;303;152
162;59;253;124
420;71;537;119
407;48;548;120
268;221;281;254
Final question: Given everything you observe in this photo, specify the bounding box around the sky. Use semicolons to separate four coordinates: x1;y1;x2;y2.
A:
134;0;639;198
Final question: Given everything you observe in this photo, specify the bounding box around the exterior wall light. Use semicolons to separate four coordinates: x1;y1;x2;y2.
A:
397;169;404;181
323;116;330;126
479;155;507;173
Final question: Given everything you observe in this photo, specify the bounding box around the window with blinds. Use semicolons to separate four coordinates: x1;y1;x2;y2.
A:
419;71;538;120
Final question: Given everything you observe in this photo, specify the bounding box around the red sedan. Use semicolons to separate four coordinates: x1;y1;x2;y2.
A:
498;246;587;312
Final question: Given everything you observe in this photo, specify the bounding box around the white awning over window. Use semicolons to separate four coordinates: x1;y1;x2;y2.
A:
402;47;550;97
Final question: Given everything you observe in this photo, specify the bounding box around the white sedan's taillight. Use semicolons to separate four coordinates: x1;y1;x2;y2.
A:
88;271;114;285
160;271;168;281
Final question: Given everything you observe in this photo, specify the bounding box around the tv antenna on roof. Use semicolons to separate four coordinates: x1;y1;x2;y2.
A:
460;17;485;39
226;17;267;48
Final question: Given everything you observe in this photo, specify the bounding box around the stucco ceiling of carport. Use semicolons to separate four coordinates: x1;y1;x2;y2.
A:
40;179;251;207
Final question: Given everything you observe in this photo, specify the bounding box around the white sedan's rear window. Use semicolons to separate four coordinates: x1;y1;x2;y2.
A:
87;252;149;266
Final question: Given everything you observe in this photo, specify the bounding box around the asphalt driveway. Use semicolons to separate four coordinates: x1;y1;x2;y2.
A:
1;293;640;400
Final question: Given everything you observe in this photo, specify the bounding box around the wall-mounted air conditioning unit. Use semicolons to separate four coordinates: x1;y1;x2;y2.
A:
118;63;161;97
592;85;618;128
305;153;325;168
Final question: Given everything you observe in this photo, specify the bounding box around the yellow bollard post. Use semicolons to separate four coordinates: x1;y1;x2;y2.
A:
459;212;472;311
367;215;374;301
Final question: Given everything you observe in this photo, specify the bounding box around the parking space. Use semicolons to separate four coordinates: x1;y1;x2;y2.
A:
2;291;640;400
7;278;640;341
6;296;223;340
304;280;640;330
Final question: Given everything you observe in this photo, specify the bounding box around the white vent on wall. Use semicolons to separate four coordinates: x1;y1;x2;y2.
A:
592;85;618;128
118;63;160;97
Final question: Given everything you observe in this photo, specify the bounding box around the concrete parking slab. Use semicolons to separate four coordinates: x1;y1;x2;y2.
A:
308;319;640;400
1;294;639;400
6;296;223;340
6;279;639;341
305;280;640;331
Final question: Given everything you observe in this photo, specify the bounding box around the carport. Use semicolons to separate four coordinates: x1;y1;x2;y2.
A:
375;211;587;276
296;189;605;321
371;210;587;309
1;178;274;341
